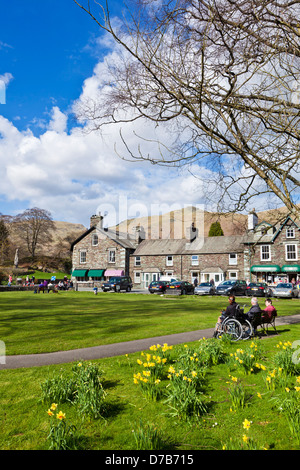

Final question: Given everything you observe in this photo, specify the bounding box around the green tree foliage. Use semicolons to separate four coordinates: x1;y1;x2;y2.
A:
208;221;224;237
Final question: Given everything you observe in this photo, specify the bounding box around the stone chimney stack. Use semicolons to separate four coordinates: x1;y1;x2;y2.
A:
134;225;146;244
90;213;103;228
186;222;198;242
248;208;258;231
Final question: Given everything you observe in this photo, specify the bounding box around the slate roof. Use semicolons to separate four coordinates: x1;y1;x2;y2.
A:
133;235;245;256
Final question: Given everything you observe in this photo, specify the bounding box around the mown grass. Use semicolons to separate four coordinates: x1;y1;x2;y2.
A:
0;291;299;355
0;292;300;450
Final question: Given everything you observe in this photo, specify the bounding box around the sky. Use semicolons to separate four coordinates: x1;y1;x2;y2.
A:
0;0;210;229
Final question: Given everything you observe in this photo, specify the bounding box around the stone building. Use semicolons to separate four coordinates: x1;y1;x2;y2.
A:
71;211;300;289
71;214;137;287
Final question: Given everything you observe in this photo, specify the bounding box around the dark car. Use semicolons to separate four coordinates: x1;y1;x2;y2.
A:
216;280;247;296
246;282;273;297
148;280;169;294
166;281;194;295
101;276;133;292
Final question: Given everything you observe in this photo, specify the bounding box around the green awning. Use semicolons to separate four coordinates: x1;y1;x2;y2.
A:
281;265;300;273
250;265;281;273
87;269;105;277
72;269;88;277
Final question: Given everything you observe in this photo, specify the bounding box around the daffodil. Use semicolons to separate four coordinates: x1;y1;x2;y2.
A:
56;411;66;420
243;419;251;430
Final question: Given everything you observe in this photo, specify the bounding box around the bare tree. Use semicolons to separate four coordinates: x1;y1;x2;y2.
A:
73;0;300;218
14;208;55;259
0;214;10;264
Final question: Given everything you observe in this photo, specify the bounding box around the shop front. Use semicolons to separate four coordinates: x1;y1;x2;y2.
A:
250;264;300;283
250;265;281;283
281;265;300;282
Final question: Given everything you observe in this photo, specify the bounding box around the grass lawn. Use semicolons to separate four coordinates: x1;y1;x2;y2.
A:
0;291;299;355
0;292;300;451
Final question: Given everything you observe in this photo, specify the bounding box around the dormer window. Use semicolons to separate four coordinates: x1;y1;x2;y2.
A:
286;227;295;238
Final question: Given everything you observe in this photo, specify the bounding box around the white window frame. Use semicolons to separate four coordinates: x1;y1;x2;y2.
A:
229;253;237;265
108;249;116;263
191;255;199;266
135;256;141;266
79;251;87;264
92;234;99;246
228;271;238;279
166;256;173;266
285;244;298;261
260;245;271;261
286;227;295;238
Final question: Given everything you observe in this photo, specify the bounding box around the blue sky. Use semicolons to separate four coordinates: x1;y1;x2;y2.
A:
0;0;208;228
0;0;113;133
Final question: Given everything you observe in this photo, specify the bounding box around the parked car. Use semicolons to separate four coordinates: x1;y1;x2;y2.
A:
148;280;169;294
166;281;195;295
101;276;133;292
194;282;215;295
246;282;273;297
215;280;247;296
273;283;299;298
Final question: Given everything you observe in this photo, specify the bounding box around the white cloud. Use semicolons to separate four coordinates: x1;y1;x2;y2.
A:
0;45;210;226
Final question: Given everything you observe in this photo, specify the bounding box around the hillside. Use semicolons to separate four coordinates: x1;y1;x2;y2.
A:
113;205;299;240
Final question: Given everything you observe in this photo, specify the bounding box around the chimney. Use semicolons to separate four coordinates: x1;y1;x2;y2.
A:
186;222;198;242
248;208;258;231
134;225;145;244
90;213;103;229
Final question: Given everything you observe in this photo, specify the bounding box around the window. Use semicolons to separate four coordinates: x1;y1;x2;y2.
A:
135;256;141;266
286;244;297;260
229;253;237;265
228;271;237;279
286;227;295;238
260;245;271;261
166;256;173;266
108;249;116;263
80;251;86;263
191;255;199;266
92;234;98;246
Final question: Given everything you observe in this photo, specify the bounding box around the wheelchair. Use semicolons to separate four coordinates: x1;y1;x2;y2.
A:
214;306;253;341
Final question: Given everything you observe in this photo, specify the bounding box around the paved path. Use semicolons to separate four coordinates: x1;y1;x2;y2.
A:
1;315;300;370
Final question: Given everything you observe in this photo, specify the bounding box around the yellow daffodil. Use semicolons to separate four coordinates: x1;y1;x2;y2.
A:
56;411;66;420
242;419;251;430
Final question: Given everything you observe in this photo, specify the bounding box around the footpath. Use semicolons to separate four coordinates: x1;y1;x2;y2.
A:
1;314;300;370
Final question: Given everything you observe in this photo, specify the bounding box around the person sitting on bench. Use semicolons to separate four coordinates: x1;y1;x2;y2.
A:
261;298;277;322
244;297;262;335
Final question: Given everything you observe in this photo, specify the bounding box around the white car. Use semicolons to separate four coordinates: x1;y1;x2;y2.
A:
273;283;299;298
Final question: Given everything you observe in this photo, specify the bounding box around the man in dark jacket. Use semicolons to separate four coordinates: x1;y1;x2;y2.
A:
244;297;262;334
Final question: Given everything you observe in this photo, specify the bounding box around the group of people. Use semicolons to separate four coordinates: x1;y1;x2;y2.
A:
215;295;277;337
36;279;73;293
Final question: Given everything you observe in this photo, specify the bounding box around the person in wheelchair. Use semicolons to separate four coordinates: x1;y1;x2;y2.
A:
214;295;239;336
243;297;262;335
